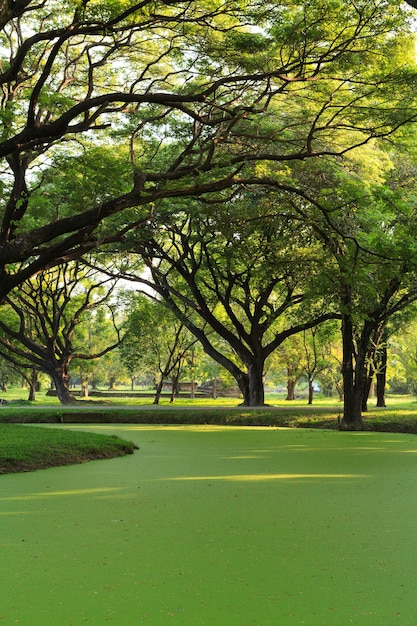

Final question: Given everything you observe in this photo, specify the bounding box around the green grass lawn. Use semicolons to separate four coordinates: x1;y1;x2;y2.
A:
2;425;417;624
3;391;417;623
0;424;138;473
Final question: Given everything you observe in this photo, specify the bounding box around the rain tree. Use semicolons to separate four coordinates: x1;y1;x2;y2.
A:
119;194;338;406
0;260;121;403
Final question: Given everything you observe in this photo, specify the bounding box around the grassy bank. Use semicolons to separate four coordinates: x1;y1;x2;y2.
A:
2;400;417;433
2;395;417;475
0;424;138;474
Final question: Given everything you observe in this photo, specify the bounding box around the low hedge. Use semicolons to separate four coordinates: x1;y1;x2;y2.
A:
2;405;417;434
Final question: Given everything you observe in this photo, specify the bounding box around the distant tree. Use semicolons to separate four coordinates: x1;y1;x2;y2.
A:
0;260;122;404
120;294;198;404
302;322;340;405
0;358;21;394
276;334;307;402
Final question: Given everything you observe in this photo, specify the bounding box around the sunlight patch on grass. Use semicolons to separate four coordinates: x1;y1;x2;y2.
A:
161;473;369;482
223;455;265;459
0;487;121;501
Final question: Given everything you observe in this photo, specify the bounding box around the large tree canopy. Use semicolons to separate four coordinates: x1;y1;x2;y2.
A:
118;193;338;406
0;0;415;299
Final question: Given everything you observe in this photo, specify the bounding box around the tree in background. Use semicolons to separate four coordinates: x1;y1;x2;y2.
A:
272;334;307;402
119;293;198;404
302;324;338;405
70;306;128;397
121;193;338;405
0;260;121;403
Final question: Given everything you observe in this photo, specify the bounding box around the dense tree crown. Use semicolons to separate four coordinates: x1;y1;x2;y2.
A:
0;1;415;291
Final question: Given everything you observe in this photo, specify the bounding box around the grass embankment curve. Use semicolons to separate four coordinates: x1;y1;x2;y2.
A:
0;424;138;474
3;396;417;474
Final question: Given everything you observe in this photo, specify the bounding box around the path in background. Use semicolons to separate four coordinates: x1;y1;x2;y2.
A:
1;425;417;625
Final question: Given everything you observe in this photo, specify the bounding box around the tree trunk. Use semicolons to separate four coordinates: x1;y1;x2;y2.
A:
189;349;195;399
212;377;218;399
237;363;265;406
27;369;38;401
362;370;373;413
80;379;89;398
308;379;314;405
286;378;296;401
170;373;179;403
376;345;387;407
153;376;164;405
51;366;77;405
54;378;77;404
340;312;364;430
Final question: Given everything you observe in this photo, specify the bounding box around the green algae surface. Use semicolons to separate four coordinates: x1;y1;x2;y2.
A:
1;425;417;624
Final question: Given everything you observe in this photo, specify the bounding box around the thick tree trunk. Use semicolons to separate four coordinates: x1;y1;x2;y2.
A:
237;363;265;406
340;312;364;430
286;378;296;401
53;376;77;404
50;363;77;405
153;376;164;405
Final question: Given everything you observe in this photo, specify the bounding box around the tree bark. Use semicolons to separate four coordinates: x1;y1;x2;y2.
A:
286;378;296;401
376;345;387;407
50;366;77;405
80;379;89;398
53;378;77;404
212;377;218;399
340;311;364;430
170;372;180;403
362;370;373;413
308;379;314;405
27;369;38;401
153;376;164;405
237;363;265;406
